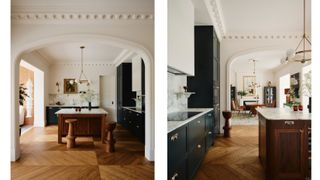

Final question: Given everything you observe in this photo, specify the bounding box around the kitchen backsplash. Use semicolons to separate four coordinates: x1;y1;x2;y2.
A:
49;93;99;106
168;73;188;113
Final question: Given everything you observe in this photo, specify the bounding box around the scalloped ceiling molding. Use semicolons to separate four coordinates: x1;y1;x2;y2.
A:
51;63;115;66
222;34;310;40
204;0;226;41
11;13;154;23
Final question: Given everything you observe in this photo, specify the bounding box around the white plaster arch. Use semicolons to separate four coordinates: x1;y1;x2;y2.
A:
11;33;154;161
225;46;288;111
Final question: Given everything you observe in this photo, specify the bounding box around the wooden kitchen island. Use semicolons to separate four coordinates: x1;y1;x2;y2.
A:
56;108;108;144
257;107;311;180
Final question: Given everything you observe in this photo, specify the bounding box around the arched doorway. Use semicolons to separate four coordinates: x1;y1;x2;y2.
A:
226;46;288;111
11;34;154;161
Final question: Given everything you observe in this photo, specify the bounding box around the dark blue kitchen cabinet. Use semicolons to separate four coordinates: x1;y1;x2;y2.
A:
188;26;220;134
168;125;187;180
117;63;136;126
122;108;145;143
205;111;214;150
46;107;61;125
168;111;213;180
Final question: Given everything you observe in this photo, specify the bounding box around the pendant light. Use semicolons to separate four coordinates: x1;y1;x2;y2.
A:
281;0;311;64
74;46;90;86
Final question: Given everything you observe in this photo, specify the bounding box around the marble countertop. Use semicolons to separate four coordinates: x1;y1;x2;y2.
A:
55;108;108;115
123;106;144;113
168;108;213;133
48;105;99;107
256;107;311;120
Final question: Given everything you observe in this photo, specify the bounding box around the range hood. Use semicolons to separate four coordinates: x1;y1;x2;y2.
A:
167;66;189;75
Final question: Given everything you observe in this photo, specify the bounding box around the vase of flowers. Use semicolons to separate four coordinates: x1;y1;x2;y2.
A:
80;89;96;111
302;71;311;113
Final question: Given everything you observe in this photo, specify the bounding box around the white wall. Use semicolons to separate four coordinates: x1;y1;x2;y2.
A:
168;0;195;75
132;56;142;92
230;70;274;104
100;75;117;122
48;63;116;106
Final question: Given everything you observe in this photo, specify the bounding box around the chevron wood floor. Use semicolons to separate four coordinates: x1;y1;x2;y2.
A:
195;125;265;180
12;125;154;180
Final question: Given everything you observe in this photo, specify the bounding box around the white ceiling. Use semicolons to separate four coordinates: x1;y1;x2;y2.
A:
231;50;285;72
194;0;311;35
192;0;212;25
36;42;128;64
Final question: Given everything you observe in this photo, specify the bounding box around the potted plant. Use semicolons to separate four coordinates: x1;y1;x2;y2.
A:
237;90;247;99
19;83;29;106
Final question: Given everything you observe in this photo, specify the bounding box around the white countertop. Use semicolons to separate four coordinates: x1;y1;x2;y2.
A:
55;108;108;115
256;107;311;120
167;108;213;133
123;106;144;113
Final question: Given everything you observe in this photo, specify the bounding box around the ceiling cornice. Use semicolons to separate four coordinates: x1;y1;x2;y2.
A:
222;34;311;40
11;12;154;24
204;0;226;41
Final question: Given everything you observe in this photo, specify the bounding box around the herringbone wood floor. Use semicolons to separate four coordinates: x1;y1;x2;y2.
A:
12;125;154;180
195;125;265;180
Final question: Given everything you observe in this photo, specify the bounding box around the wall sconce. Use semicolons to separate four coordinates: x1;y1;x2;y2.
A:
56;82;60;93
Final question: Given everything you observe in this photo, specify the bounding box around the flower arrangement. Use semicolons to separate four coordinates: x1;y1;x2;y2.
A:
80;89;96;103
302;71;311;97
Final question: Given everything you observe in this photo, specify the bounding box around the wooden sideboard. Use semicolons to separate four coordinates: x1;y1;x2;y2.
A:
258;108;311;180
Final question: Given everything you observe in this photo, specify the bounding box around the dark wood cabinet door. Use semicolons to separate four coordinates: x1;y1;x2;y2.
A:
271;126;307;179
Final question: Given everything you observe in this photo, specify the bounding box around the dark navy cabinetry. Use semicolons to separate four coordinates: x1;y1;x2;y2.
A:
168;110;213;180
122;108;145;143
188;26;220;134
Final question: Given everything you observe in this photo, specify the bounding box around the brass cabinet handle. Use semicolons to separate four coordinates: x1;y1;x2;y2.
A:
170;133;179;141
284;121;294;125
171;173;179;180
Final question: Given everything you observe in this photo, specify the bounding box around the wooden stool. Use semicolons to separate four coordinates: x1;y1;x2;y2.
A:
105;122;117;153
65;119;77;148
222;111;232;138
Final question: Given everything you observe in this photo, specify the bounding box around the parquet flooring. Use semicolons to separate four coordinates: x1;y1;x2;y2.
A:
12;125;154;180
195;125;265;180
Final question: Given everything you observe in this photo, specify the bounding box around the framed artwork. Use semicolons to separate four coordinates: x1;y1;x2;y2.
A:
243;76;256;96
64;79;78;94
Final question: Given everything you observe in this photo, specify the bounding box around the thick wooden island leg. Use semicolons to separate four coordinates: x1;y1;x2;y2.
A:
58;115;62;144
101;114;107;143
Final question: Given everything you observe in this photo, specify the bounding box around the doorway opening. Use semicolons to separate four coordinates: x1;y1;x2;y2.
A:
19;60;45;136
